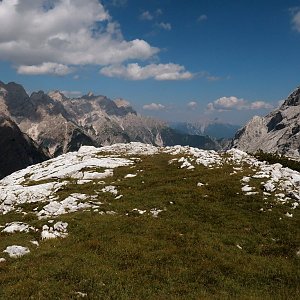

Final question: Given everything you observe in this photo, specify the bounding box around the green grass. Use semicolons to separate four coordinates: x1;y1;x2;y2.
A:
0;153;299;299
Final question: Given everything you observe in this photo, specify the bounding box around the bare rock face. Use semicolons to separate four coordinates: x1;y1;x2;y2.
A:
0;114;48;179
231;86;300;157
0;82;97;156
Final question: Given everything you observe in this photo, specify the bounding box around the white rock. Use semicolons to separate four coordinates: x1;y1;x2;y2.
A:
3;245;30;258
101;186;118;195
30;240;39;247
41;221;68;239
124;174;137;178
132;208;147;215
242;185;254;192
264;182;276;192
2;222;35;233
150;208;163;218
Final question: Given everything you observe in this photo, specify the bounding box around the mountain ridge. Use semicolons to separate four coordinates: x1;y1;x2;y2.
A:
231;86;300;157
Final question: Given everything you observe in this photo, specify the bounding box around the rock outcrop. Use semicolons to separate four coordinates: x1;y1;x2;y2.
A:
0;114;48;179
231;86;300;157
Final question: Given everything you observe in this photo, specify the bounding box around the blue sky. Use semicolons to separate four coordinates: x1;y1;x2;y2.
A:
1;0;300;125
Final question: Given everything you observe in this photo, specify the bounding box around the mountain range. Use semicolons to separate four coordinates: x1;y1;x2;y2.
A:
0;81;221;177
1;80;300;179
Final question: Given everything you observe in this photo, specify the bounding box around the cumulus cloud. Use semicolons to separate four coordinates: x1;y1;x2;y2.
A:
143;103;165;110
291;8;300;32
100;63;194;80
17;62;72;75
0;0;158;72
249;101;273;110
157;22;172;31
197;14;208;22
207;96;273;112
139;11;153;21
187;101;198;109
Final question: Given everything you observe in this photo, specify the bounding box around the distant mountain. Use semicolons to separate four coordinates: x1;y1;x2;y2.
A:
231;86;300;157
170;121;240;139
49;91;220;150
0;81;220;156
0;114;48;179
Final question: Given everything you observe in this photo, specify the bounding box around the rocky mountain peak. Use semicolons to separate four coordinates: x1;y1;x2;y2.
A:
48;90;68;102
231;84;300;157
0;81;34;119
282;86;300;107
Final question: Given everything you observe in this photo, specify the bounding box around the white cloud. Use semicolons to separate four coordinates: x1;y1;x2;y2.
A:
207;96;247;111
140;9;162;21
291;8;300;32
207;96;273;112
187;101;198;109
100;63;194;80
249;101;273;110
197;14;208;22
140;11;153;21
17;62;72;75
157;22;172;31
0;0;158;72
143;103;165;111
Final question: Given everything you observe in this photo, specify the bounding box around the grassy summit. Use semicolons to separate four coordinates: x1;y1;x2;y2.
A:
0;144;299;299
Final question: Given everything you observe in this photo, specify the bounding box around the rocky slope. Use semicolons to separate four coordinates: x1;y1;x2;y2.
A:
231;86;300;157
0;81;220;156
0;142;299;247
0;114;48;179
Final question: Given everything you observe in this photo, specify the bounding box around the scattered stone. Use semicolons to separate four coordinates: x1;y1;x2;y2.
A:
2;222;36;233
41;221;68;239
101;186;118;195
124;174;137;178
3;245;30;258
150;208;163;218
